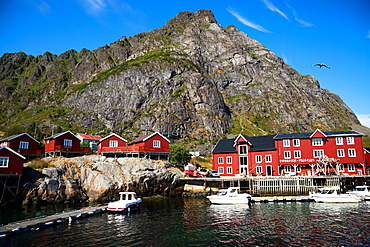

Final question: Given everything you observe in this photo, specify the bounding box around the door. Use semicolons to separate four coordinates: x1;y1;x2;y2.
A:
266;165;272;176
239;156;248;176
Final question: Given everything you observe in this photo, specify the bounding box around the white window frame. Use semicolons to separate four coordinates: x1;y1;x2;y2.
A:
336;137;343;145
227;167;232;174
296;166;301;173
226;156;232;164
347;137;354;144
218;167;224;174
348;164;355;172
293;139;300;147
337;149;345;157
313;150;324;158
283;139;290;147
255;155;262;163
284;151;291;159
0;157;9;168
337;164;344;172
109;140;118;147
64;139;72;147
256;166;262;174
312;138;323;146
294;150;301;158
19;141;29;149
265;155;272;163
348;149;356;157
218;157;224;164
153;140;161;148
239;145;248;155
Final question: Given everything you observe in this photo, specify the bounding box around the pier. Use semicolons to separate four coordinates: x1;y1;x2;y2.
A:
0;205;107;238
181;175;370;196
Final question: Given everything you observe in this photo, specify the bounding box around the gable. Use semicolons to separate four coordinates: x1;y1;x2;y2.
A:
310;129;327;138
45;131;79;141
0;133;39;144
99;133;127;144
0;147;26;160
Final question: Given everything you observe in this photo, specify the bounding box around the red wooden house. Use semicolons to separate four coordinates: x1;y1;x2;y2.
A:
76;133;102;153
274;130;365;176
0;146;26;175
97;133;128;156
364;148;370;175
45;131;89;157
0;133;41;158
212;129;366;177
128;132;170;160
212;134;278;177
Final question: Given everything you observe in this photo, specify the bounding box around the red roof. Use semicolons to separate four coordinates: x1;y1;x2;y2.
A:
77;133;102;141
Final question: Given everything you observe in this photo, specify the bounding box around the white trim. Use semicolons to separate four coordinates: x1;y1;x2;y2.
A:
1;133;40;144
99;133;127;144
233;134;253;147
310;129;327;138
143;132;170;143
0;146;26;160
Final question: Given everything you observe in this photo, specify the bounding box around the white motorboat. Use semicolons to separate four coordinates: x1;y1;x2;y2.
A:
309;186;360;203
207;187;252;204
107;192;142;212
346;185;370;200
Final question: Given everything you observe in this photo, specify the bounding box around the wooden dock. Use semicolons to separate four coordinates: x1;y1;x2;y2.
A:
0;205;107;238
251;196;313;203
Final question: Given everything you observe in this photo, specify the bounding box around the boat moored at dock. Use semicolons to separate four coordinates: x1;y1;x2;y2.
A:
107;192;142;213
346;185;370;200
207;187;252;204
309;186;361;203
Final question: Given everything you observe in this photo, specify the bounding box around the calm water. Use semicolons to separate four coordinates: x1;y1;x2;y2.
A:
1;198;370;246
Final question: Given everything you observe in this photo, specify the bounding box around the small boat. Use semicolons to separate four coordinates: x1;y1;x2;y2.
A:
346;185;370;200
309;186;360;203
107;192;142;213
207;187;252;204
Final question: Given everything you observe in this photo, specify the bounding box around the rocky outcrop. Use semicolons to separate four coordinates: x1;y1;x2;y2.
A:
0;10;362;142
22;156;184;205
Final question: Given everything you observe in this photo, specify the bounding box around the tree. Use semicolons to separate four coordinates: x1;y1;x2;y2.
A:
169;143;191;167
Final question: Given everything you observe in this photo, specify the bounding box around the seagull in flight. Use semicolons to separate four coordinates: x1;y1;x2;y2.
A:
312;63;330;69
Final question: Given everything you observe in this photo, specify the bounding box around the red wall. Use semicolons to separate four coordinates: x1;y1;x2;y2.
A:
45;132;81;152
0;148;24;175
98;136;128;153
128;134;170;153
7;134;39;155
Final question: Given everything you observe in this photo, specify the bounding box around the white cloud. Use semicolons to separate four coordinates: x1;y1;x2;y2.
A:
227;8;271;33
357;114;370;128
30;0;51;14
261;0;289;20
286;2;313;27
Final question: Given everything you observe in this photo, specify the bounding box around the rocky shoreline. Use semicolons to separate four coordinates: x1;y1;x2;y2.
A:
20;156;184;206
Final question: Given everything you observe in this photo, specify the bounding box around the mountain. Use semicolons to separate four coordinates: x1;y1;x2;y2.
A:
0;10;363;145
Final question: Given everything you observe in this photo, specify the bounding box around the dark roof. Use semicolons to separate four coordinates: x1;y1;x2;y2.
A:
212;139;236;154
365;147;370;153
128;133;153;145
0;133;40;144
45;131;78;141
212;135;276;154
274;130;362;140
247;135;276;152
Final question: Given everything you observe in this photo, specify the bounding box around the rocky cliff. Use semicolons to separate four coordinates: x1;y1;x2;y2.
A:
22;156;184;205
0;10;362;143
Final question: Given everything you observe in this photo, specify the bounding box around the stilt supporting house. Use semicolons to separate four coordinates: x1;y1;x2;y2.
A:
0;175;22;204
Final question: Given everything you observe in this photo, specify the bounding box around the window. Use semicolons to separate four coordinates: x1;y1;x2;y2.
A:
336;137;343;145
227;167;232;174
153;140;160;148
0;157;9;168
296;166;301;173
218;157;224;164
337;164;344;172
348;149;356;157
313;150;324;158
218;167;224;174
239;145;248;155
19;141;29;149
348;164;355;172
293;139;300;147
284;151;291;159
265;155;272;163
256;166;262;174
294;150;301;158
347;137;354;144
284;165;291;173
226;156;232;164
109;140;118;147
312;138;323;146
64;139;72;147
283;139;290;147
256;155;262;163
337;149;345;157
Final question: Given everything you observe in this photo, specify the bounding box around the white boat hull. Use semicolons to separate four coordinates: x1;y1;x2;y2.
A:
207;187;252;205
107;192;142;213
309;187;360;203
207;196;251;204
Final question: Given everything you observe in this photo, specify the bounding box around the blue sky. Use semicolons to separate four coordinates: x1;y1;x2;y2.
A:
1;0;369;128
